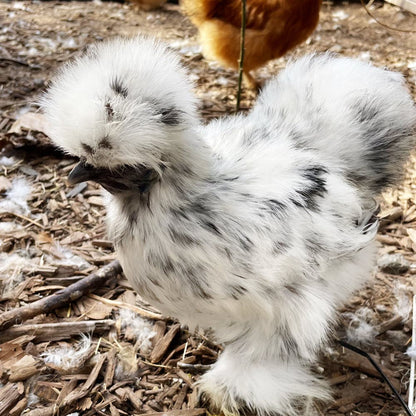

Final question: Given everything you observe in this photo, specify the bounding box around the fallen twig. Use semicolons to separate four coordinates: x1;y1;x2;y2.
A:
177;362;212;372
0;260;122;331
0;320;114;343
376;315;404;336
0;211;45;229
0;57;30;66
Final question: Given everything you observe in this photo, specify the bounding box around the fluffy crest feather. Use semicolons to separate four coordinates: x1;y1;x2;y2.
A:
41;36;197;172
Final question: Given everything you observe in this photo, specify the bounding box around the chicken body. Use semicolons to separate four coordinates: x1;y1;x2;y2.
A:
42;37;416;415
182;0;322;87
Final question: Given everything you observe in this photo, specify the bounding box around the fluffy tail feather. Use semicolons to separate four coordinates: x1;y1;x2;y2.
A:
254;54;416;195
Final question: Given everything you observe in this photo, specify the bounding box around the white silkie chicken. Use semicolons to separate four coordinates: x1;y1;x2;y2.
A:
42;36;416;416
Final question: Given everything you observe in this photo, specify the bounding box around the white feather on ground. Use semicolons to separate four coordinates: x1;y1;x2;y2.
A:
41;335;92;372
45;243;91;269
0;221;23;234
118;308;156;354
393;282;412;320
26;392;40;407
344;283;412;345
343;307;377;345
0;177;32;215
407;345;416;360
0;156;16;167
0;252;37;297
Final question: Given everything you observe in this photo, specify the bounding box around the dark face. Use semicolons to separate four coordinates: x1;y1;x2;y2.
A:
68;161;159;195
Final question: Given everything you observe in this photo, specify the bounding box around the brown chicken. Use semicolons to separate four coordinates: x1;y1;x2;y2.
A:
182;0;322;88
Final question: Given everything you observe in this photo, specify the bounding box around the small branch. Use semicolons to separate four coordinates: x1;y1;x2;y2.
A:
0;260;122;331
0;57;30;66
0;211;45;229
236;0;247;112
177;362;212;372
376;315;404;336
0;320;115;343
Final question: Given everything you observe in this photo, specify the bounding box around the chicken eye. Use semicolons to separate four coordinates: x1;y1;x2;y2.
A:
110;78;128;98
99;137;112;150
81;143;94;154
159;107;181;126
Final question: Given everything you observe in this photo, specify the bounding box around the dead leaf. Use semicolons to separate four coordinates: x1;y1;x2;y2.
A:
407;228;416;245
116;290;137;306
8;112;49;135
77;296;113;320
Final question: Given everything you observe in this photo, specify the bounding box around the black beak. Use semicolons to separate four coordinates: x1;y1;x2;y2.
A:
68;161;97;185
67;161;159;195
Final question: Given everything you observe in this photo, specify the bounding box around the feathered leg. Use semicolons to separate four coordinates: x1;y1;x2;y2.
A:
198;347;330;416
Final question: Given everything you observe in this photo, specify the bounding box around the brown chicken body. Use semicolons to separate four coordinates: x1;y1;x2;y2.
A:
182;0;322;87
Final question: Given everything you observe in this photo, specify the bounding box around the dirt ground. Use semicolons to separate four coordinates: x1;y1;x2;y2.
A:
1;1;416;415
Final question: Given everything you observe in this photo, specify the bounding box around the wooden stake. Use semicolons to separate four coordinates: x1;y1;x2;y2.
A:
236;0;247;112
408;295;416;412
